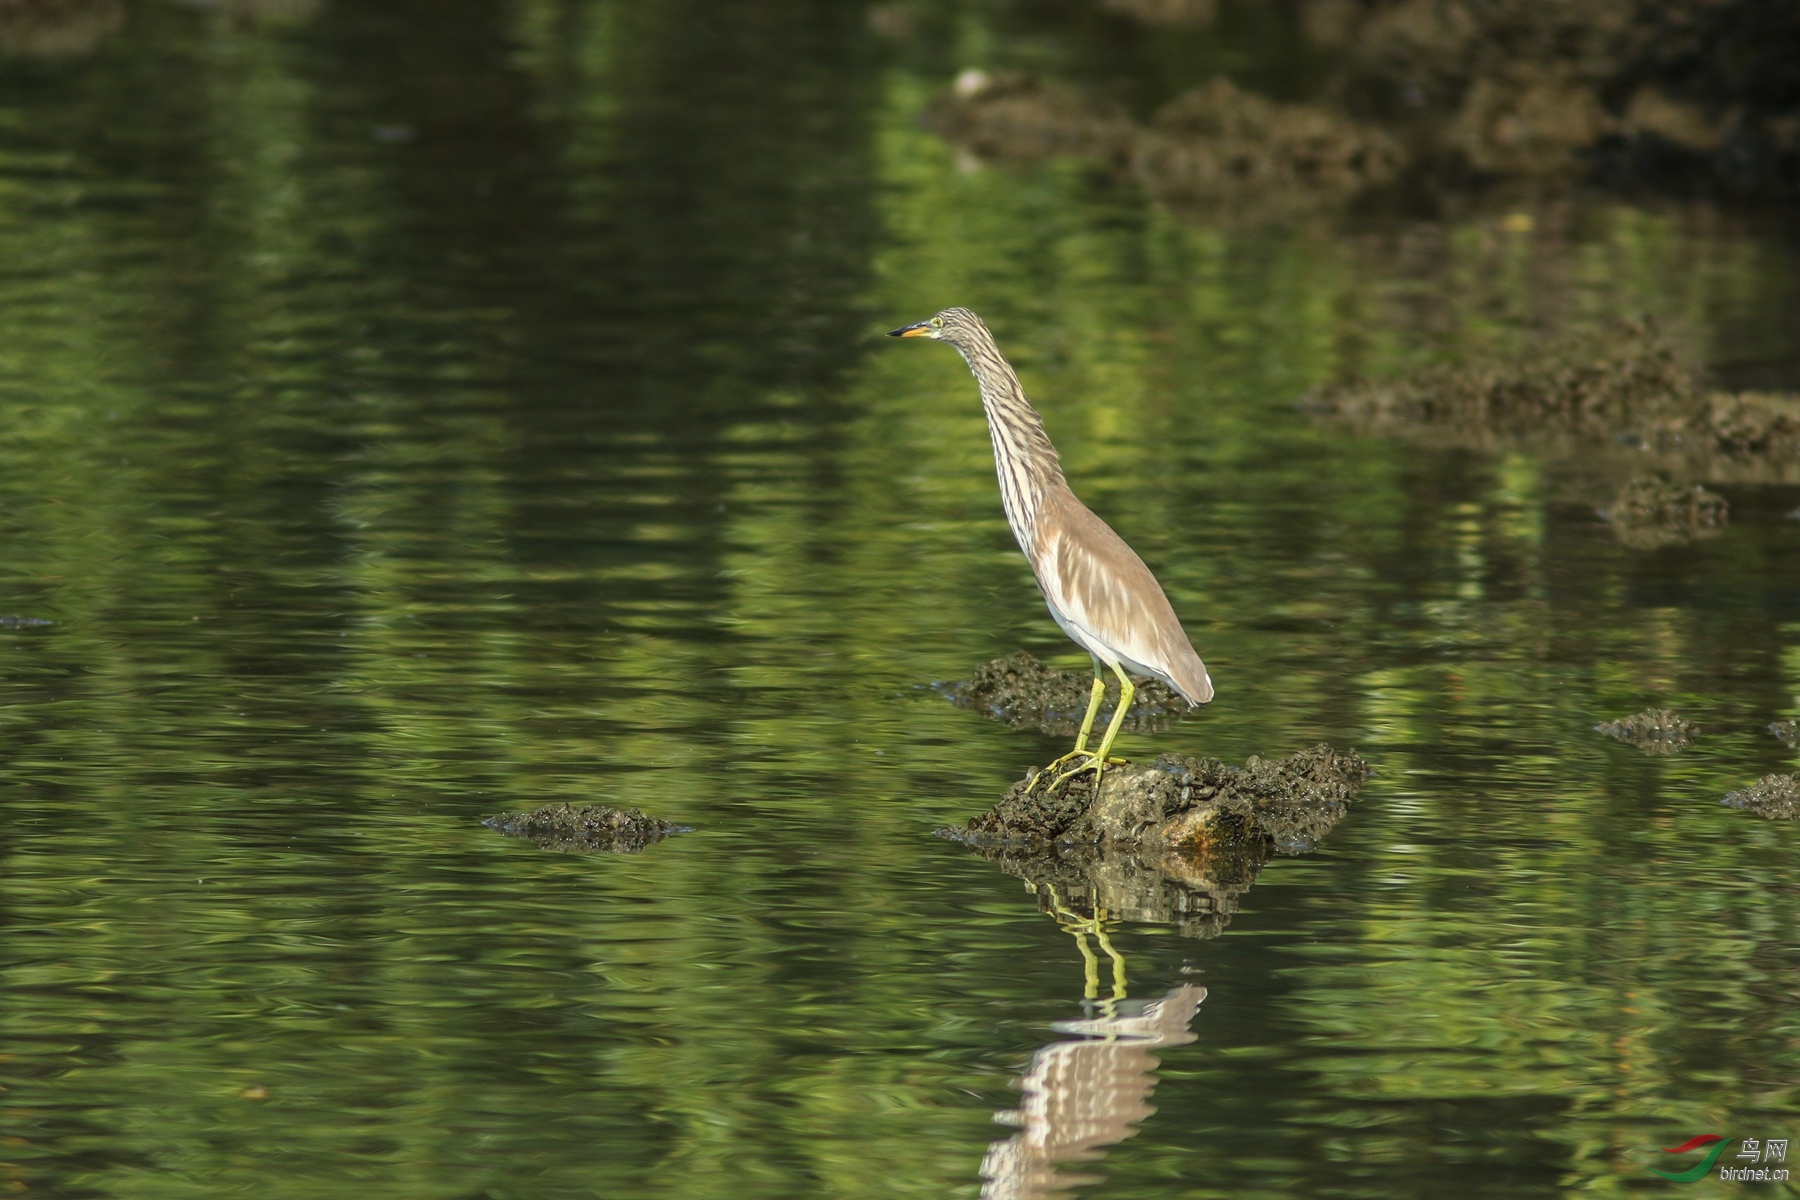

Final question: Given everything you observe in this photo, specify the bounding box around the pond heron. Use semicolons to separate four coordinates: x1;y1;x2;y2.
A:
890;307;1212;787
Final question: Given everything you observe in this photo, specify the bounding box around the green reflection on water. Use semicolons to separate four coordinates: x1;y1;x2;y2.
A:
1;3;1798;1198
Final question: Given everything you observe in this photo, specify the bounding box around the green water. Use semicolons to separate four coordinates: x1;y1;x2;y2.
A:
2;3;1798;1197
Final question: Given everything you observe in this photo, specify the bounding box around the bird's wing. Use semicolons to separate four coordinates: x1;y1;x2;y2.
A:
1034;489;1214;705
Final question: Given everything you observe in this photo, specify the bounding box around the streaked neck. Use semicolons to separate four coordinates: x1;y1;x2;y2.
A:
952;331;1064;536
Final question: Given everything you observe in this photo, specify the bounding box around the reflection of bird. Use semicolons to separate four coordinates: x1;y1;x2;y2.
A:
891;308;1212;785
980;986;1207;1199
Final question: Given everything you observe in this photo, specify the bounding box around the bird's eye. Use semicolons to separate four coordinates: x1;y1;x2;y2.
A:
930;317;944;328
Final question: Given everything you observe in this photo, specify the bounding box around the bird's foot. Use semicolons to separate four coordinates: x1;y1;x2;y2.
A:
1027;751;1128;794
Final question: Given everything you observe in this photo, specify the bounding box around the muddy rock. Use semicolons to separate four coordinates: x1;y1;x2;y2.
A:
1100;0;1217;25
484;804;689;854
944;743;1368;940
1595;708;1697;754
1723;774;1800;821
929;72;1133;163
956;743;1369;854
1308;328;1698;443
1772;719;1799;745
1135;78;1405;216
1306;327;1800;479
0;0;122;57
925;0;1800;204
939;651;1190;736
1604;479;1728;549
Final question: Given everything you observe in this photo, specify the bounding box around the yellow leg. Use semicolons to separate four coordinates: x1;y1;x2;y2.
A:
1091;663;1136;766
1049;661;1135;789
1027;672;1106;792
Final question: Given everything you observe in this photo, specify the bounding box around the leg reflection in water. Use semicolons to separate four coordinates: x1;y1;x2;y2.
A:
981;891;1206;1198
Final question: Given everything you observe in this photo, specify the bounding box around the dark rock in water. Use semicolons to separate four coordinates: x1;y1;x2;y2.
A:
955;743;1368;854
0;615;54;629
942;744;1368;939
1771;719;1798;745
1604;478;1727;549
1306;325;1800;478
939;651;1190;736
929;71;1134;164
1723;775;1799;821
484;804;689;853
1595;708;1697;754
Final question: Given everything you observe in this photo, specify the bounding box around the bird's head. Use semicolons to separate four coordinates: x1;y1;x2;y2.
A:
888;307;988;350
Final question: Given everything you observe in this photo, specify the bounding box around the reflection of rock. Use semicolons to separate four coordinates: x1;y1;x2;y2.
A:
1603;479;1727;550
483;804;689;853
961;837;1265;940
1723;774;1799;821
939;652;1190;736
1772;719;1799;745
1595;708;1698;755
981;986;1206;1199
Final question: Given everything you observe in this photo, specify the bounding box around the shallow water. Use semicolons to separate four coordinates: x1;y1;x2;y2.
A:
1;4;1798;1198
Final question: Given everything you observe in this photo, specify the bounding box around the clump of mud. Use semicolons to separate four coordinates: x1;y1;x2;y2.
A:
1772;719;1799;745
930;1;1800;203
1134;78;1404;217
930;72;1133;164
1723;774;1800;821
954;743;1369;854
1305;326;1800;482
0;0;122;57
484;804;689;854
1595;708;1698;754
1308;327;1695;444
1604;479;1728;549
943;744;1368;940
939;651;1190;736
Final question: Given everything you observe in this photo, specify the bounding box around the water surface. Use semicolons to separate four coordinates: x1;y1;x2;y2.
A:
1;4;1797;1197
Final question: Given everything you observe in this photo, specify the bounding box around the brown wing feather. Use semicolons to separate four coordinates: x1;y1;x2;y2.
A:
1034;487;1214;705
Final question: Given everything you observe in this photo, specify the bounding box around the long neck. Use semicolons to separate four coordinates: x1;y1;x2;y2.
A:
955;329;1065;537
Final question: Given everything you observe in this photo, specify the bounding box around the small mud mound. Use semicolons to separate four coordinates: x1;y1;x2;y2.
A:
1723;775;1800;821
944;744;1368;940
1135;78;1403;218
1305;326;1800;480
1595;708;1698;754
955;743;1369;855
939;651;1190;736
484;804;689;853
1604;479;1728;549
1771;719;1798;745
929;72;1133;163
1307;330;1697;444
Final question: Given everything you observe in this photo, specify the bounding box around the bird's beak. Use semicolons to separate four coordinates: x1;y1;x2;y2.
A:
888;321;934;338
